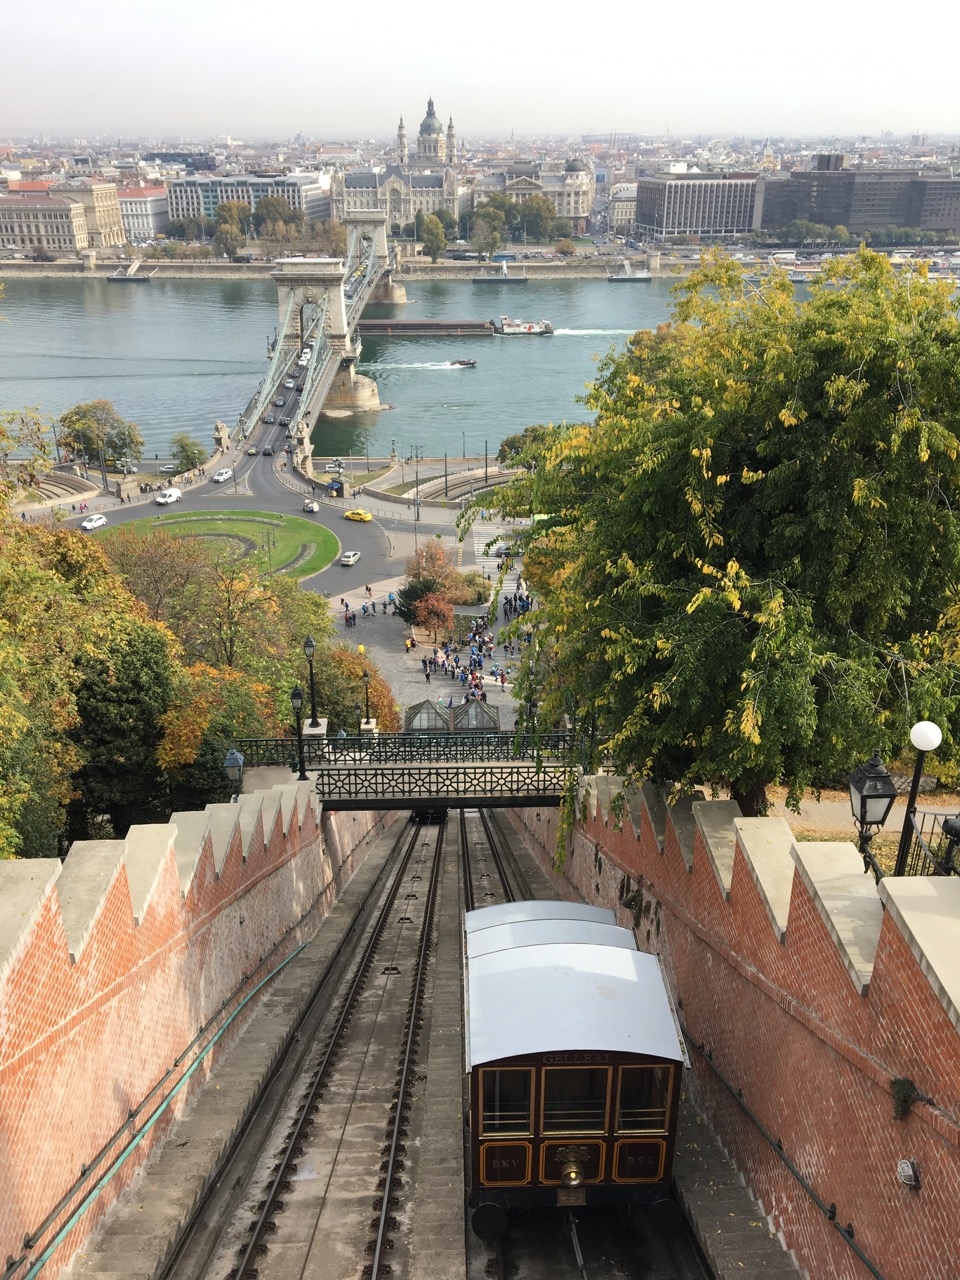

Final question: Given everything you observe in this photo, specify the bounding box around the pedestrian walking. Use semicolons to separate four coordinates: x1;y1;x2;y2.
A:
425;669;431;683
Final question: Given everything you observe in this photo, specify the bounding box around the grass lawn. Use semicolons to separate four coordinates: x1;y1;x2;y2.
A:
134;510;339;577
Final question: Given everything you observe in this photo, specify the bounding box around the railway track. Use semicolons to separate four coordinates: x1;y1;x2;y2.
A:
158;806;713;1280
163;816;443;1280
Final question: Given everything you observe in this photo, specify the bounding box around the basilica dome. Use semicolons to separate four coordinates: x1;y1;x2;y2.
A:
419;97;442;135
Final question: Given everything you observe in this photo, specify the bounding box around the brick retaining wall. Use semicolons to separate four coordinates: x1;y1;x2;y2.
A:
505;781;960;1280
0;786;390;1278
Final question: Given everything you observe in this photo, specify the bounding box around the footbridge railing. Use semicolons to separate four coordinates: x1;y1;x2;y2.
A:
231;731;575;768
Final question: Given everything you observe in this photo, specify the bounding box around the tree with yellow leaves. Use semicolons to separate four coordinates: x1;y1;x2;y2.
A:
476;250;960;814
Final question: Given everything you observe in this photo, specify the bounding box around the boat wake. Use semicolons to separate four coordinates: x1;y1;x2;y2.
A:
362;361;473;371
554;327;636;336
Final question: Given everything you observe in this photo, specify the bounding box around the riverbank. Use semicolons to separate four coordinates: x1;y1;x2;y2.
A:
0;256;689;283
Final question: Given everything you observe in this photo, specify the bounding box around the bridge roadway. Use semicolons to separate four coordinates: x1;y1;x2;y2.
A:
245;213;393;440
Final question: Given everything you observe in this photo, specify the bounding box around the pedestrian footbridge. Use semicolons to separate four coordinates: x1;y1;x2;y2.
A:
231;732;575;810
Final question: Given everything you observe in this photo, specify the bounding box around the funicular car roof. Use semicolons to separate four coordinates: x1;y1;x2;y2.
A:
464;901;616;934
464;903;683;1071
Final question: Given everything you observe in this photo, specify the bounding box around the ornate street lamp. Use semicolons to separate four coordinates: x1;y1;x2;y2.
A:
290;686;307;781
848;755;898;878
362;668;371;724
224;748;245;803
304;634;320;728
894;721;942;876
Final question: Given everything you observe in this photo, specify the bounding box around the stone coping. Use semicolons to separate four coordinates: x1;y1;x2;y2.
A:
789;840;884;993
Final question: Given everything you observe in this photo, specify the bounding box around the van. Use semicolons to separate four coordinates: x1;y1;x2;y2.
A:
155;488;181;505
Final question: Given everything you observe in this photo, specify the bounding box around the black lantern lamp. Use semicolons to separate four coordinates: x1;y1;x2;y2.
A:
303;634;320;728
290;686;307;781
848;755;898;877
362;668;371;723
224;748;245;802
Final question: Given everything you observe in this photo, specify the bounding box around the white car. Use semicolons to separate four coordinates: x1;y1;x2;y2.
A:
80;513;107;531
284;378;296;389
303;500;320;513
155;488;181;504
340;550;361;566
211;468;233;483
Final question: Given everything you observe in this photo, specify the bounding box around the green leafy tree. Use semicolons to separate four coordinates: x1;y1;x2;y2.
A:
166;216;215;241
497;424;559;466
171;432;208;472
472;209;505;259
216;200;252;233
434;207;457;234
214;223;246;261
421;214;446;263
474;249;960;814
251;196;303;234
516;194;557;244
67;620;180;840
59;400;144;463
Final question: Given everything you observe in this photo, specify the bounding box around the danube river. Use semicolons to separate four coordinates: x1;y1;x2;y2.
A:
0;275;679;459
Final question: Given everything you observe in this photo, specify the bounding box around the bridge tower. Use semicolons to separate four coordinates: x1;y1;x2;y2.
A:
344;208;406;305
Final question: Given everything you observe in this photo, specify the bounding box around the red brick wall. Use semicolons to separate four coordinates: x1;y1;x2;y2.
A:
0;788;388;1277
506;792;960;1280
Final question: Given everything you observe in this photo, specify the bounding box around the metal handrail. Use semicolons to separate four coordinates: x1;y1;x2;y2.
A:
898;809;960;876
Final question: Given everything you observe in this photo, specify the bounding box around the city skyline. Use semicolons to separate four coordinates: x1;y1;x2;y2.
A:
2;0;958;141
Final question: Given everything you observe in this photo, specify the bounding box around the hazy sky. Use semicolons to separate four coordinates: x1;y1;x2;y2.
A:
3;0;958;141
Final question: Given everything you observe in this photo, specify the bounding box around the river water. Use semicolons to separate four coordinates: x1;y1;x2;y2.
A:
0;275;679;459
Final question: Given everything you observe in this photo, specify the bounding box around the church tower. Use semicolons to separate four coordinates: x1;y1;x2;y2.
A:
397;117;408;166
446;116;457;166
417;97;444;166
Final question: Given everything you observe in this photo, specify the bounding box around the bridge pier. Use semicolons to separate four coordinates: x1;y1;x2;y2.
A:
323;360;381;412
369;271;407;305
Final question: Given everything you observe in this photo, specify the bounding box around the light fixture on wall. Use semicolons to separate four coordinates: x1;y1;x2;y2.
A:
897;1159;921;1191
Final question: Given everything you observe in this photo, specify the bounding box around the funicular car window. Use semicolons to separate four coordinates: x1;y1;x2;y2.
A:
541;1067;610;1134
481;1068;534;1136
616;1065;673;1133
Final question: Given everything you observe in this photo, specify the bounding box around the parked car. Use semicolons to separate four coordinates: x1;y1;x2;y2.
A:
212;468;233;483
340;550;361;566
344;508;372;522
303;499;320;513
159;463;178;474
155;488;182;505
80;513;107;530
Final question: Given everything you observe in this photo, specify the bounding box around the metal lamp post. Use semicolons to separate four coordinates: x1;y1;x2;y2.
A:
224;748;245;803
363;669;371;724
354;701;362;735
304;634;320;727
290;686;308;781
894;721;942;876
848;755;898;879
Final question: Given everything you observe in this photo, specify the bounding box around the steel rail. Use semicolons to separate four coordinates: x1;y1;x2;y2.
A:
231;820;426;1280
368;821;445;1280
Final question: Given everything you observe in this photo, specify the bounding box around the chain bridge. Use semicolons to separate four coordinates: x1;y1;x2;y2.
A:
243;210;404;442
231;731;577;811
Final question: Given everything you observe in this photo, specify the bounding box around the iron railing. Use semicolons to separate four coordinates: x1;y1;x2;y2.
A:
231;731;575;768
896;809;960;876
313;762;568;802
